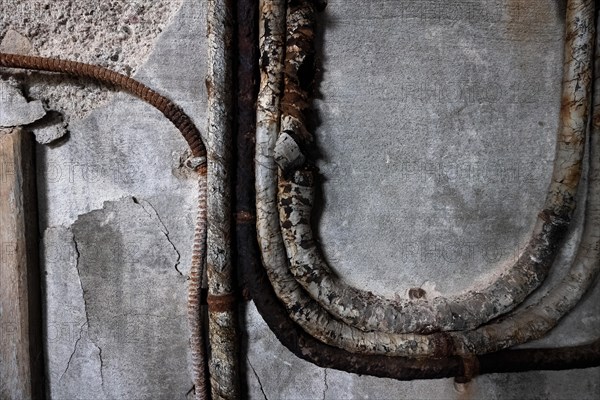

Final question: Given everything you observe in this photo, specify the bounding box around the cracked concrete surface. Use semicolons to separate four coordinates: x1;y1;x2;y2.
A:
0;79;45;127
35;0;205;397
71;197;188;399
134;196;184;276
42;226;104;399
247;356;268;400
23;0;600;398
43;197;190;398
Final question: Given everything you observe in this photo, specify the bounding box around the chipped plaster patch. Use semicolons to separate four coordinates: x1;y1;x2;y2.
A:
0;79;46;126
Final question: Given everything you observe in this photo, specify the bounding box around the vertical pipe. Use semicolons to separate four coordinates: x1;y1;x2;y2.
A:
206;0;240;398
234;0;259;304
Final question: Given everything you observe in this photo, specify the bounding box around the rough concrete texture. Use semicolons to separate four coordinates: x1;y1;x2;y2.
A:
0;0;183;121
0;79;67;143
1;0;597;398
314;0;563;299
0;79;45;127
27;111;69;145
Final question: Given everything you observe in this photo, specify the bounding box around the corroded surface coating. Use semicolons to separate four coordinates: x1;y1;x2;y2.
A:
205;0;239;398
275;0;594;335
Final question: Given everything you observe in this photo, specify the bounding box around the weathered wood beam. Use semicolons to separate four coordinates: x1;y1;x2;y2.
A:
0;127;43;399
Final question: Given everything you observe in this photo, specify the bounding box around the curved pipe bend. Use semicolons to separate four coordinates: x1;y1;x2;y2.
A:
273;0;595;335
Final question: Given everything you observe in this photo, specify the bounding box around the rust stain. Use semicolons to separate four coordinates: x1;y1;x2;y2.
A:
207;293;238;312
454;355;479;399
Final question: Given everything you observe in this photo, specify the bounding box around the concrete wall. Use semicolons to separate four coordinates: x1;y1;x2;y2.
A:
1;0;598;398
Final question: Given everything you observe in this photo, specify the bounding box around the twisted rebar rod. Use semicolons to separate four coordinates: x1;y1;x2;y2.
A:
0;53;206;159
188;167;210;400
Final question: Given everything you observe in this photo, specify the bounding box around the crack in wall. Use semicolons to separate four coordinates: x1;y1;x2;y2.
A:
322;368;328;400
58;321;88;383
247;357;268;400
62;198;193;397
72;234;91;327
69;231;93;388
186;385;195;398
71;229;107;396
132;196;183;275
97;345;105;388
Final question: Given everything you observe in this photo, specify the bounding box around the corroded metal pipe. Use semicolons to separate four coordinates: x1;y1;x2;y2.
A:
454;64;600;351
274;0;317;170
275;0;595;335
253;0;452;358
240;217;600;379
254;0;462;358
205;0;240;398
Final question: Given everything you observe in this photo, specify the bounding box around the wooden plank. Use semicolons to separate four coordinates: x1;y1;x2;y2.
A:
0;127;43;399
